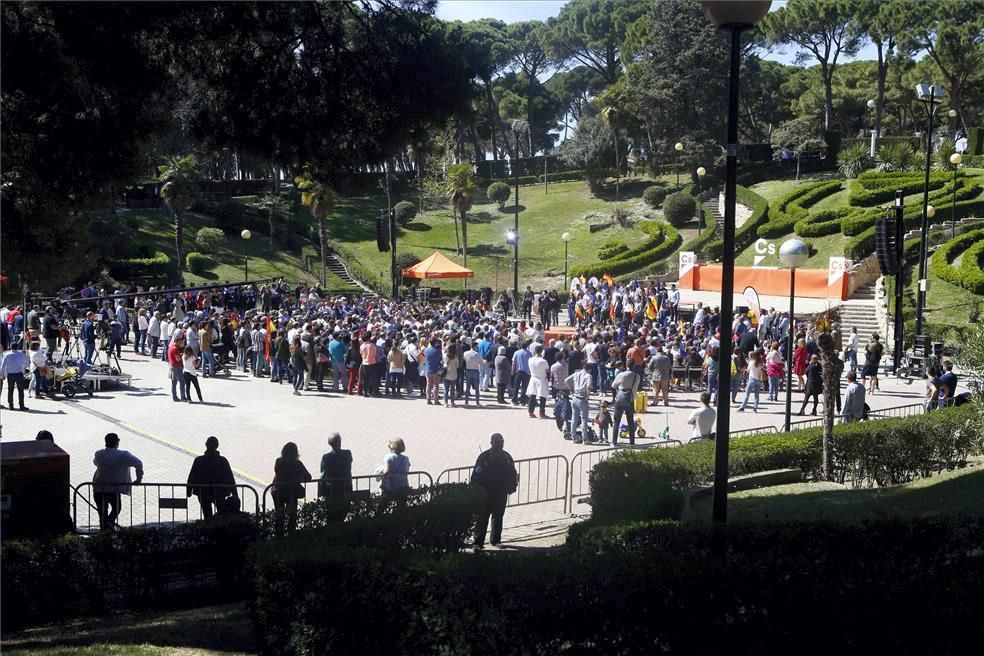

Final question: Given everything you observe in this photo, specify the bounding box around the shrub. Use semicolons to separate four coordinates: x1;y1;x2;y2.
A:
680;203;719;256
611;206;631;227
844;226;877;260
195;227;225;253
597;240;629;260
850;171;949;206
252;517;984;655
840;207;880;236
393;200;417;226
485;182;511;210
186;251;216;274
642;185;667;208
930;228;984;295
758;179;839;238
838;142;874;178
571;221;682;279
108;251;170;280
796;207;851;238
662;191;696;227
876;141;918;172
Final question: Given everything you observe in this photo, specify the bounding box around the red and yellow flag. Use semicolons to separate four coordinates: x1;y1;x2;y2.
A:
575;304;585;321
264;316;274;362
602;273;615;287
645;297;659;321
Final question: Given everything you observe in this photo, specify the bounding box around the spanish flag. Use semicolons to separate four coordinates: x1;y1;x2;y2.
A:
575;304;585;321
609;302;617;321
602;273;615;288
264;316;274;362
645;297;658;321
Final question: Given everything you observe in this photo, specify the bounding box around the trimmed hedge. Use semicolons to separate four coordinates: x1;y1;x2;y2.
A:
108;250;170;280
840;207;881;236
662;191;695;226
758;179;839;238
704;184;769;259
596;240;628;260
930;228;984;294
484;182;511;210
844;226;877;260
186;251;215;274
642;185;667;208
850;171;949;206
1;513;259;630
795;207;850;238
195;227;225;253
252;517;984;655
680;202;719;256
570;221;681;279
393;200;417;225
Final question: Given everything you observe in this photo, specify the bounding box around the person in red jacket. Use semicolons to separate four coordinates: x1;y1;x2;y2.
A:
168;334;186;402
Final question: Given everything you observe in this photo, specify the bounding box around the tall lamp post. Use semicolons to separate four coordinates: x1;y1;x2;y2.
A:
867;98;877;157
914;83;944;340
241;229;252;282
950;150;962;240
780;239;809;433
562;231;572;291
511;119;530;296
696;166;707;230
506;230;518;303
702;0;771;526
674;141;684;189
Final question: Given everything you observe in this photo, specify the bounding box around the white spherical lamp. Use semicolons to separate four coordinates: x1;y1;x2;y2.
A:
241;229;252;240
950;153;962;166
674;142;684;152
696;166;707;177
779;239;809;269
927;205;936;218
562;231;571;242
867;99;876;109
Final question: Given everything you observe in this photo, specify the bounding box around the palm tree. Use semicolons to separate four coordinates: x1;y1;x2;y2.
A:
254;193;289;253
814;309;838;480
294;170;336;287
446;163;476;270
598;85;626;203
158;154;201;282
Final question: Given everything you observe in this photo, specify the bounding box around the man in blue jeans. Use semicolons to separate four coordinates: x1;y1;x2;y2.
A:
462;342;483;406
564;360;593;444
511;342;531;406
0;346;30;410
80;312;97;364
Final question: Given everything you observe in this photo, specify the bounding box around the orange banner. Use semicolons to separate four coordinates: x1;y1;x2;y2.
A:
680;265;847;300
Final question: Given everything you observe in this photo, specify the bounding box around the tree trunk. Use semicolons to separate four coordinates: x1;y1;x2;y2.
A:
875;41;888;143
461;207;468;288
817;330;837;481
613;123;620;203
485;79;499;163
796;155;801;181
174;209;184;282
470;124;484;164
318;215;327;287
822;63;833;131
416;151;424;213
452;209;461;255
269;208;275;254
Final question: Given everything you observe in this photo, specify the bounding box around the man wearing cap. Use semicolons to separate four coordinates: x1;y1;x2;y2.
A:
471;433;517;550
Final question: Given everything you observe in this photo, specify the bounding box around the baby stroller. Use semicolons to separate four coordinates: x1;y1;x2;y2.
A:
52;363;92;399
211;342;233;376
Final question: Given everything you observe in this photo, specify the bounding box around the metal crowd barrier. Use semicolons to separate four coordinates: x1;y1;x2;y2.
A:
730;425;779;438
260;471;434;514
866;403;926;419
72;482;260;533
437;455;570;512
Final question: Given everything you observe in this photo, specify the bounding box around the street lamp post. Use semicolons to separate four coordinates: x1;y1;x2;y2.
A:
867;98;877;158
562;231;572;291
674;142;684;190
702;0;771;526
950;151;962;239
511;120;530;297
241;229;252;282
696;166;707;230
914;83;945;340
506;230;518;306
780;239;809;433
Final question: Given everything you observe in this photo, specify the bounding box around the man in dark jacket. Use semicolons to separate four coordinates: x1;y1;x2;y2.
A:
186;436;236;519
318;432;354;521
798;355;823;416
471;433;518;549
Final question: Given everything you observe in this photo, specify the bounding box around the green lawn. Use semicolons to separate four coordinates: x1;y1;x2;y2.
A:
309;178;668;291
692;466;984;524
129;209;358;291
1;603;254;656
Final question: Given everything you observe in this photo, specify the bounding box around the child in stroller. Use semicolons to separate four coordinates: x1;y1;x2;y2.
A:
211;341;233;375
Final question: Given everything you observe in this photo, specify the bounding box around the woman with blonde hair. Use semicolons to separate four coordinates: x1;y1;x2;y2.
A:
377;438;410;494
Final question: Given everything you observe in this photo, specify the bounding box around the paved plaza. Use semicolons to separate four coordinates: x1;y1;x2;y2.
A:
2;347;938;540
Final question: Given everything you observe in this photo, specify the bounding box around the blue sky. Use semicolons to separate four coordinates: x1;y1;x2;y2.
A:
434;0;882;66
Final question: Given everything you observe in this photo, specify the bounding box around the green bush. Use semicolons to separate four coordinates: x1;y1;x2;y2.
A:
195;227;225;253
642;185;667;208
796;207;851;237
875;141;918;173
844;226;877;260
840;207;881;236
596;240;629;260
930;228;984;295
483;182;510;210
662;191;696;227
704;185;769;259
186;251;216;274
758;179;839;238
251;517;984;655
838;142;874;178
571;221;682;279
393;200;417;226
108;251;170;280
1;513;259;630
850;171;949;206
681;203;719;256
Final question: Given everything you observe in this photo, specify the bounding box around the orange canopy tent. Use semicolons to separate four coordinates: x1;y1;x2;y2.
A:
401;251;474;279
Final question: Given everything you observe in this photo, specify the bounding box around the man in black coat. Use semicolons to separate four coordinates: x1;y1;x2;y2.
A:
186;436;236;519
471;433;518;549
318;432;354;521
798;355;823;416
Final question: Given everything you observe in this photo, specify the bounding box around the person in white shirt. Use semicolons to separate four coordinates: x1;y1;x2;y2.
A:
688;392;717;440
462;343;484;406
844;326;860;374
93;432;143;531
526;345;550;419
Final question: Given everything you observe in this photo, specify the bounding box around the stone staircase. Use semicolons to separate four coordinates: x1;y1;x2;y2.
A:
838;283;882;339
326;251;375;295
699;187;723;233
903;216;984;241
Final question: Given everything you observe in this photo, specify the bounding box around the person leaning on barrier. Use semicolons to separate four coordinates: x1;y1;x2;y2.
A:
272;442;312;534
187;436;237;519
318;432;354;521
471;432;518;550
376;438;410;495
92;433;143;532
841;372;865;423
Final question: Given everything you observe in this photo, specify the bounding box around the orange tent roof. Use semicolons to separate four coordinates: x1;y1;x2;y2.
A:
401;251;474;279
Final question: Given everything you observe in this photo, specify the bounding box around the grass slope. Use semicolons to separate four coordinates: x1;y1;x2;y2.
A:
692;465;984;523
295;179;669;291
130;209;357;290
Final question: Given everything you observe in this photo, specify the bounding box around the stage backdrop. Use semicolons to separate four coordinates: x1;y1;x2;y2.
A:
679;255;849;300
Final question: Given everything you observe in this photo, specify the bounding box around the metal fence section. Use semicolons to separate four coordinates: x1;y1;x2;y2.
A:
73;482;260;533
437;455;570;512
784;416;825;430
568;449;617;504
866;403;926;419
730;425;779;438
260;471;434;514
